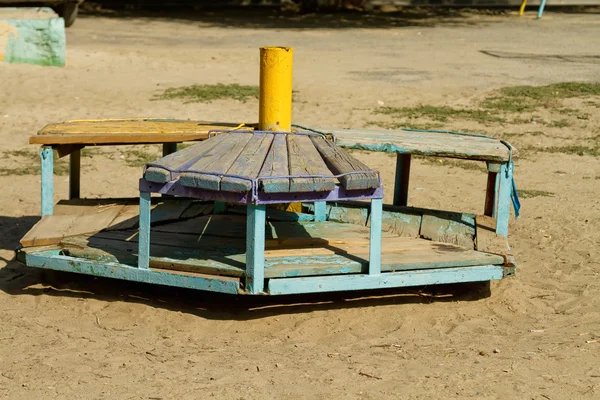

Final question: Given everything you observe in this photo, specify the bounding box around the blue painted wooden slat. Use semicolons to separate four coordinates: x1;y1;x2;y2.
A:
268;265;503;295
40;146;54;216
138;191;151;269
246;204;266;294
314;201;327;222
369;198;383;275
25;251;240;294
495;162;512;236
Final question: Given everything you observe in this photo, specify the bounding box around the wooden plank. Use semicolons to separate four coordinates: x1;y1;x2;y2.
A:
25;251;241;294
221;133;274;192
268;265;504;295
178;133;254;190
144;134;230;183
20;204;124;247
31;120;243;145
180;202;213;219
475;215;514;266
259;134;289;193
320;127;512;162
264;239;503;278
61;235;246;278
287;134;336;192
310;136;379;190
420;213;475;249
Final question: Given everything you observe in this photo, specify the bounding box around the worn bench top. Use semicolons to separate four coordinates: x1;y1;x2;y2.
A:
30;119;240;145
31;119;513;163
321;127;513;163
144;131;380;194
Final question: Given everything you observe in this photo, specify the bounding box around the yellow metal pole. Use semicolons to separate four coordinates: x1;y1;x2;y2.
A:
259;47;293;131
519;0;527;16
259;46;301;212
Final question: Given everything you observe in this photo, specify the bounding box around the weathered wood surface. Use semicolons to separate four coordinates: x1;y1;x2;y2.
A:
287;134;336;192
56;227;502;279
20;198;212;247
149;132;376;194
310;136;379;190
179;133;254;190
31;119;240;145
221;133;274;192
144;135;229;183
319;127;512;162
306;202;474;247
259;134;290;193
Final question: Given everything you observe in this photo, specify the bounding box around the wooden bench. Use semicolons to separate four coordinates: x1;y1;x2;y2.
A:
30;118;242;216
31;121;516;237
322;127;516;236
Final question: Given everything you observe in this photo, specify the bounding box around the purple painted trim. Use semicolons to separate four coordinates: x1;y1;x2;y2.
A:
139;179;383;205
207;129;324;138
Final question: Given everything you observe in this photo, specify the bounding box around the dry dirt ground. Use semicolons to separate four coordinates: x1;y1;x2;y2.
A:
1;7;600;399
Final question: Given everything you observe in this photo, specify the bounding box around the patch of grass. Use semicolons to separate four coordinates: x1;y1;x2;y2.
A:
541;145;600;157
417;156;486;172
499;82;600;100
154;83;259;103
1;149;68;176
548;119;571;128
121;149;161;168
557;107;579;115
375;105;505;124
366;121;444;130
483;82;600;113
517;189;555;199
502;131;545;138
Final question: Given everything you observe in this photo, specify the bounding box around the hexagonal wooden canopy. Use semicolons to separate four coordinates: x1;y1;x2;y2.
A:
144;131;380;194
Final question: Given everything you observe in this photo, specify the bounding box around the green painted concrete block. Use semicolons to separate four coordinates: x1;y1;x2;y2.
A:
0;7;66;67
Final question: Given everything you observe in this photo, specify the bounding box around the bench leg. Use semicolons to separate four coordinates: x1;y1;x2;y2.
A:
369;198;383;275
246;204;266;294
393;154;411;206
495;163;512;236
138;191;151;269
69;149;81;200
40;146;54;216
162;143;178;157
537;0;546;18
314;201;327;222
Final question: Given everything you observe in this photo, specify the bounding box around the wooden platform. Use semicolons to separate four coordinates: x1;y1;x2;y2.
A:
19;199;507;284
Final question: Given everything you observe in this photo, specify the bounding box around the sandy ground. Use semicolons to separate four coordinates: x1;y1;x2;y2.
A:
1;7;599;399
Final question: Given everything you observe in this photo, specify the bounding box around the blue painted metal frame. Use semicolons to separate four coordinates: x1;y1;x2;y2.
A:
40;146;54;216
25;250;240;294
138;191;151;269
494;162;513;236
537;0;547;18
268;265;504;295
314;201;327;222
246;204;266;294
22;249;502;296
139;179;383;205
369;198;382;275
